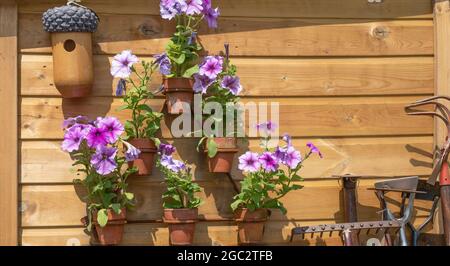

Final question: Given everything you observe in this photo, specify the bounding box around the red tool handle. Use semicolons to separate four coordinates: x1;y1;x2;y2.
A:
440;161;450;186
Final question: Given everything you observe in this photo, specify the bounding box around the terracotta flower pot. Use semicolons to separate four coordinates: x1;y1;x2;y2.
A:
235;208;268;245
163;208;198;246
163;78;194;115
128;138;157;176
92;208;127;246
205;137;239;173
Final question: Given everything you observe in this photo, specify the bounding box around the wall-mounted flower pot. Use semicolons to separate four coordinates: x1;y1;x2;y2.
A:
205;137;238;173
235;208;268;245
42;4;99;98
92;208;127;246
128;138;157;176
163;208;198;246
163;78;194;115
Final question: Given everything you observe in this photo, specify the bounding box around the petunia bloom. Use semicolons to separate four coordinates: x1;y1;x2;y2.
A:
307;142;323;158
238;152;261;173
160;0;186;20
90;146;118;175
199;56;223;80
116;78;127;96
86;126;109;148
61;126;85;152
193;74;214;94
221;75;242;95
256;121;277;136
204;7;220;28
159;143;176;156
283;146;302;169
154;53;172;76
97;117;124;143
110;50;139;79
282;133;292;147
184;0;203;15
259;152;279;172
160;155;185;173
123;141;141;162
62;115;89;129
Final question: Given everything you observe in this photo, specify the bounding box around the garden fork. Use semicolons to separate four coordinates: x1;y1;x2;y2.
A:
405;96;450;245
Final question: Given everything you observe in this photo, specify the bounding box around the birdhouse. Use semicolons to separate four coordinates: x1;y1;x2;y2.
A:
42;3;99;98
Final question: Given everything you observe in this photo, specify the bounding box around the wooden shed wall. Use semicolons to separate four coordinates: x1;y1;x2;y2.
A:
17;0;436;245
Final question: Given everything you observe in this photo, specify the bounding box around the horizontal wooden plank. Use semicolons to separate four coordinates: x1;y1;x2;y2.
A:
20;96;433;139
21;136;433;183
21;54;434;97
18;0;432;19
19;13;433;56
20;179;433;227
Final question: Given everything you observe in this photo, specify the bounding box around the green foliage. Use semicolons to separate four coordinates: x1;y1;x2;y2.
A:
166;18;203;77
70;142;136;229
119;60;163;140
157;158;203;209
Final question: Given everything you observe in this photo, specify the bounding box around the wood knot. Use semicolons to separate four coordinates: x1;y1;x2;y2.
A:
372;26;390;39
139;24;159;36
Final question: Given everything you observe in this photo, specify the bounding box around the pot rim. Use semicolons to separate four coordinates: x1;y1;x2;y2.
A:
235;208;269;222
163;208;198;224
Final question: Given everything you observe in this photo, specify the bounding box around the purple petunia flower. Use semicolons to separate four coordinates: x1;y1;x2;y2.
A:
154;53;172;76
62;115;89;129
238;152;261;173
221;75;242;95
61;126;85;152
204;7;220;28
201;0;211;10
256;121;277;136
86;126;109;148
97;117;124;144
284;146;302;169
282;133;292;147
274;146;286;162
259;152;279;172
193;74;214;94
160;155;185;172
116;78;127;96
307;142;323;158
110;50;139;79
160;0;186;20
123;141;141;162
90;146;118;175
159;143;176;156
199;56;223;80
184;0;203;15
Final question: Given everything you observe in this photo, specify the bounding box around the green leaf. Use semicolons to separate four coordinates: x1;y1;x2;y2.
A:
172;53;186;65
97;209;108;227
116;105;129;111
207;138;218;158
230;199;244;211
182;64;199;78
111;203;121;214
124;192;134;200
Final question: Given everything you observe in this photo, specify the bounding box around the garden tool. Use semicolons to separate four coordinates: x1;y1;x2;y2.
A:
406;96;450;245
370;176;423;246
290;221;401;246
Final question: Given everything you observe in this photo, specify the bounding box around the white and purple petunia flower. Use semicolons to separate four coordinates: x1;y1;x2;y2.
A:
307;142;323;158
221;75;242;95
238;151;261;173
62;115;89;129
160;154;186;172
90;146;118;175
97;117;124;144
110;50;139;79
160;0;186;20
259;152;279;172
199;56;223;80
123;141;141;162
256;121;277;136
184;0;203;15
204;6;219;28
86;126;109;148
154;53;172;76
282;133;292;147
283;146;302;169
159;143;177;156
193;74;214;94
61;126;85;152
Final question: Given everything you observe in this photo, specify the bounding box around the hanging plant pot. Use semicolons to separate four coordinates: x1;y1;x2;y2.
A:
42;4;99;98
205;137;239;173
163;208;198;246
163;78;194;115
235;208;268;245
128;138;157;176
92;208;127;246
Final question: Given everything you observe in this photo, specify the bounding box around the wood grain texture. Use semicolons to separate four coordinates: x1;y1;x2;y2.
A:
18;0;432;19
19;13;434;56
21;54;434;97
20;96;433;140
0;0;18;246
21;136;433;183
20;179;433;227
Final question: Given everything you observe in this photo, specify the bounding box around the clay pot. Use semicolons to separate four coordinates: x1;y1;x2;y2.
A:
92;208;127;246
163;208;198;246
205;137;239;173
235;208;268;245
163;78;194;115
128;138;157;176
51;32;94;98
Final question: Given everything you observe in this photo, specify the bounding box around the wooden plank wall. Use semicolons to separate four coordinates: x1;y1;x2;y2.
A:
18;0;436;246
